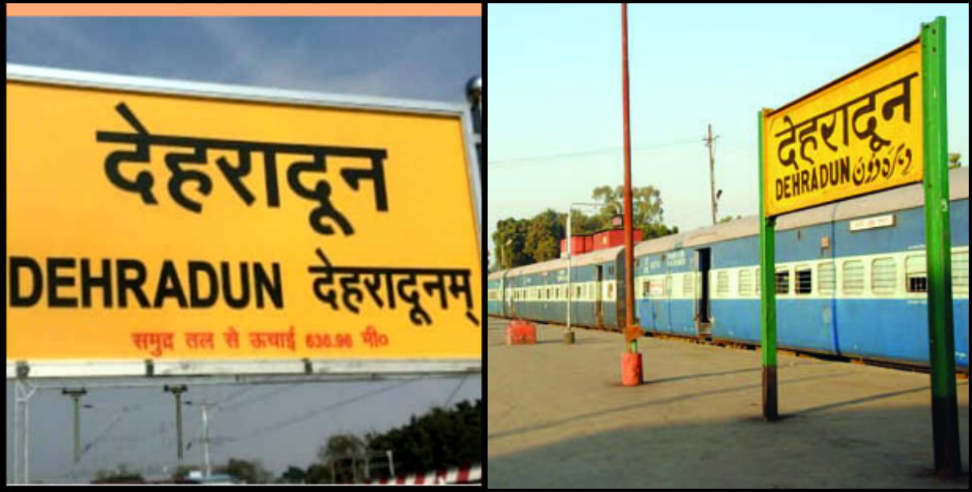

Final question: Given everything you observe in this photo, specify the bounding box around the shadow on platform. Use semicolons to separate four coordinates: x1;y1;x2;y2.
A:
488;400;970;488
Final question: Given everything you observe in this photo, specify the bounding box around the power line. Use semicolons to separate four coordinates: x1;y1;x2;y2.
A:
488;138;701;168
211;385;256;410
221;378;422;444
214;384;298;415
443;375;467;408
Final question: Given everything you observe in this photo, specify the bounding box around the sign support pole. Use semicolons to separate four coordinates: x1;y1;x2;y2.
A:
758;108;778;421
920;16;961;479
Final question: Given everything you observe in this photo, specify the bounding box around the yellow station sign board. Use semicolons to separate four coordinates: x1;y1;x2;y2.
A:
6;66;481;374
762;39;923;217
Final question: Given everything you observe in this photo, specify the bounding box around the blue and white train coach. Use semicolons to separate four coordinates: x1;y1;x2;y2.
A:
488;167;969;371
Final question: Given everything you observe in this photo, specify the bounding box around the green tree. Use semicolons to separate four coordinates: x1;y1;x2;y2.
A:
949;152;962;169
524;209;564;263
219;457;272;484
592;184;674;240
317;433;367;483
492;217;532;270
304;463;334;484
365;399;481;479
277;465;307;484
717;215;742;224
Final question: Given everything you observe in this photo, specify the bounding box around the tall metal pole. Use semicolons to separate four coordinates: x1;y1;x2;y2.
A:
567;209;573;341
62;388;87;464
164;385;188;467
920;16;961;479
202;401;212;477
386;450;394;478
621;3;637;353
466;75;482;180
758;108;778;421
15;373;38;484
566;202;602;344
704;124;719;225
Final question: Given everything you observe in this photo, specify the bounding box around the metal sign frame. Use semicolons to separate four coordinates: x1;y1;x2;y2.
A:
757;17;960;478
6;63;482;380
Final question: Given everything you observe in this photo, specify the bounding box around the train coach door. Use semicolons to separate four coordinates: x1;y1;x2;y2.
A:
696;248;711;335
595;265;604;327
502;279;510;317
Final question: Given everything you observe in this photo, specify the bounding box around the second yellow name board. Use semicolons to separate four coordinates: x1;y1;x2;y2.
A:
762;39;923;217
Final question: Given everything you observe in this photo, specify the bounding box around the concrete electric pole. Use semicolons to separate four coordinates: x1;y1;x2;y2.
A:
163;385;188;467
61;387;87;464
703;123;720;225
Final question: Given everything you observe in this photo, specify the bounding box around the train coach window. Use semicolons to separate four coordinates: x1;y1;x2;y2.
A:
664;275;672;296
954;251;969;296
684;273;694;297
871;257;896;295
818;261;835;295
775;268;789;294
795;266;812;294
643;280;650;297
842;260;864;295
717;271;729;297
906;255;927;293
738;269;753;296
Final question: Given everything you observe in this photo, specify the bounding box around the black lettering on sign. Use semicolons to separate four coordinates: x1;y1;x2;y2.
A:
7;256;283;310
154;260;189;308
189;261;218;308
81;258;113;308
48;257;78;308
117;259;150;308
9;257;43;307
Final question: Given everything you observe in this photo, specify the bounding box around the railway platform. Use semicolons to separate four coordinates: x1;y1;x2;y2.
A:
487;317;969;488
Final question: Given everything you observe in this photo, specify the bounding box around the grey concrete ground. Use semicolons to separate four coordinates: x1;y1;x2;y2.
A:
487;317;970;488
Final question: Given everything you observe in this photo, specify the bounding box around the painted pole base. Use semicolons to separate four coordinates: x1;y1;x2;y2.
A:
621;351;642;386
563;331;575;344
505;320;536;345
762;365;778;421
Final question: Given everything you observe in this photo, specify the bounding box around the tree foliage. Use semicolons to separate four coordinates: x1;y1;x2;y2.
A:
315;433;367;484
949;152;962;169
717;215;742;223
491;184;678;270
218;457;272;484
363;399;481;480
304;463;334;484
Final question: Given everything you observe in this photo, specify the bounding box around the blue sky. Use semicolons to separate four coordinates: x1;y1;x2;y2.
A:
487;3;969;264
6;16;480;482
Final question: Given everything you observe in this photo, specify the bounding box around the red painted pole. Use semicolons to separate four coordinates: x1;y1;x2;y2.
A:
621;3;637;353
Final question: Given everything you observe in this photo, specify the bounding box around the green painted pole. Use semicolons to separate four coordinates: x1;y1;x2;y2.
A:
758;109;778;421
920;16;961;479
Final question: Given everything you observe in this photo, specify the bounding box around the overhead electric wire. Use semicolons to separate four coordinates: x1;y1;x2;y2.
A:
214;384;299;415
220;378;423;444
443;375;467;408
488;138;701;168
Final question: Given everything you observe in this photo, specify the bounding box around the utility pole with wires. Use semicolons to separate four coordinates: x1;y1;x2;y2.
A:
163;384;188;467
61;387;88;464
703;123;720;225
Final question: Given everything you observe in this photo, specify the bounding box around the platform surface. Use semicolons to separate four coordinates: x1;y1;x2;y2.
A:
487;317;970;488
